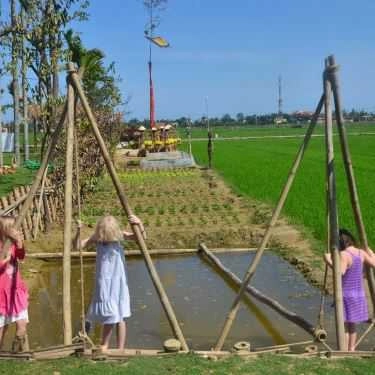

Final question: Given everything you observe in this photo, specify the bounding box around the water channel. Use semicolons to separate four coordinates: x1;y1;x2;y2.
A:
4;251;375;351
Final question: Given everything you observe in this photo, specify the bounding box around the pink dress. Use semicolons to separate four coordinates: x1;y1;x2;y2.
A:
0;242;29;320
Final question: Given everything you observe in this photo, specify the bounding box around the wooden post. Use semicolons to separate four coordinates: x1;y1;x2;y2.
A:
207;131;213;169
323;58;346;350
327;55;375;309
62;69;75;345
69;67;189;351
199;243;326;341
214;94;325;351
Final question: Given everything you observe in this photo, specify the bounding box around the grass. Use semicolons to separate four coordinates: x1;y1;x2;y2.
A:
182;132;375;253
0;355;375;374
0;167;35;197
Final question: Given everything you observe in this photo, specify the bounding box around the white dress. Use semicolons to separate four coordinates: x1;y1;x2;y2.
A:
86;241;131;324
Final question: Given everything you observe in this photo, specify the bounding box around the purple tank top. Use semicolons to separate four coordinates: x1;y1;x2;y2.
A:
342;249;365;298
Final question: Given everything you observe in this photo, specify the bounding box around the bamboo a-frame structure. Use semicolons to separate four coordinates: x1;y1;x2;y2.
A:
4;62;188;352
214;55;375;352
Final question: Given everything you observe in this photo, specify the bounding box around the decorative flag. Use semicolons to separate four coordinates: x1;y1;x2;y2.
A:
145;36;170;48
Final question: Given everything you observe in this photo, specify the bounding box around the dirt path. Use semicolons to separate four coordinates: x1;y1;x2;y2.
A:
26;165;325;288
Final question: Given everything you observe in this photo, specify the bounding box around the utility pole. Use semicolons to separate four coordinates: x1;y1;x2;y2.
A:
278;75;283;115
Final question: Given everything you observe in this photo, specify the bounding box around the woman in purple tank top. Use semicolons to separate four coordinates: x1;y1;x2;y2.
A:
324;228;375;351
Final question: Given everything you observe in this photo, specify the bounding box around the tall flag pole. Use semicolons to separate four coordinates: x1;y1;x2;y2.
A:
145;1;169;130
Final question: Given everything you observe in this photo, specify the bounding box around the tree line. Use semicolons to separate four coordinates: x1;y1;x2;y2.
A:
0;0;123;167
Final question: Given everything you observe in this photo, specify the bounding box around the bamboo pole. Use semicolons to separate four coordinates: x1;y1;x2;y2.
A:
20;186;33;234
327;55;375;310
33;167;49;239
323;58;345;350
27;247;259;260
62;74;75;345
214;94;325;351
199;243;326;341
74;123;87;339
69;65;189;352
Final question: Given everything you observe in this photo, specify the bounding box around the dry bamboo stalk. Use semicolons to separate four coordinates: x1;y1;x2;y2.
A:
327;350;375;358
20;186;33;233
70;65;189;352
43;195;52;226
327;55;375;309
13;187;29;240
0;197;8;211
214;94;325;351
33;167;49;239
199;243;326;341
45;179;57;221
323;58;345;350
255;340;314;351
62;75;75;345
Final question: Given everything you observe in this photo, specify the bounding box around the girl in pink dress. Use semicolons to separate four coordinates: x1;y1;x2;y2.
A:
324;228;375;351
0;216;29;352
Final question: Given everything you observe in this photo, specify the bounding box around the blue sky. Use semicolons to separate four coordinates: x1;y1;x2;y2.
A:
4;0;375;120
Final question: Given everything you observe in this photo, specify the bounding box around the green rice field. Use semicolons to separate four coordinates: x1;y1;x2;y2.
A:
182;129;375;252
179;122;375;139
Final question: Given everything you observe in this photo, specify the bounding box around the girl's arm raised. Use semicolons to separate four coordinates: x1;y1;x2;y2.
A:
324;252;349;274
362;248;375;268
123;215;146;241
74;221;96;249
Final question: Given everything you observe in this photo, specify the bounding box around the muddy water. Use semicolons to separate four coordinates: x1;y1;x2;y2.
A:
5;252;374;350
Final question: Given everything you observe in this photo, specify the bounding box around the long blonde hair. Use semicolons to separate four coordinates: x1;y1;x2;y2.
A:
94;215;123;242
0;216;16;241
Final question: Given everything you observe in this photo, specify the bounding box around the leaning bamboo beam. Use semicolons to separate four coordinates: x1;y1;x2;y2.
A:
0;101;68;261
62;75;75;345
354;320;375;349
199;243;327;341
323;58;346;350
214;94;325;351
27;247;259;260
69;64;189;352
327;55;375;310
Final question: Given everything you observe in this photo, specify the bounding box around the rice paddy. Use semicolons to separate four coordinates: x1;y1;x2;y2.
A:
182;128;375;251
